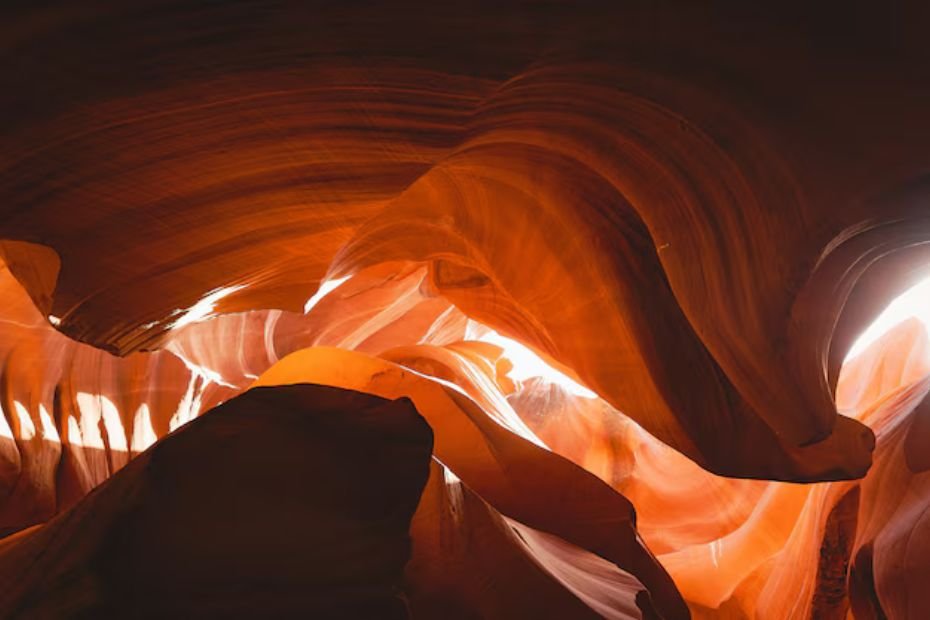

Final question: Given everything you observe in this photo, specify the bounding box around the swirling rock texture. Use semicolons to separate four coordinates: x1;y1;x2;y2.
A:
1;1;929;618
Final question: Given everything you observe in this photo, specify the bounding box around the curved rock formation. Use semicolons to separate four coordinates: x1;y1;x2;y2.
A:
1;1;929;617
0;384;433;618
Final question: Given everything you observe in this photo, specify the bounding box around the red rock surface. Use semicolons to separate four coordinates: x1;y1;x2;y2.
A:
0;384;433;618
1;2;930;617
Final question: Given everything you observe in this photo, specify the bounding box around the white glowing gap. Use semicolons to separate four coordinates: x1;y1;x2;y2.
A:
476;329;598;398
101;398;127;452
67;416;84;447
304;275;351;314
169;285;246;331
845;276;930;361
442;467;461;486
47;315;61;326
39;405;60;443
169;373;205;432
12;402;36;440
76;393;125;451
0;405;13;439
131;404;158;454
75;393;106;449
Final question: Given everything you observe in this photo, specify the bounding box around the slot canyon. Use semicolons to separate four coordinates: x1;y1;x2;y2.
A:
0;2;929;618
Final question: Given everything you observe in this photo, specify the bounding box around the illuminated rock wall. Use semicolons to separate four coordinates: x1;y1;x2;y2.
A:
1;2;929;617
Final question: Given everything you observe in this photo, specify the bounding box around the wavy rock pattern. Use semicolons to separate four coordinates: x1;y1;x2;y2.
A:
1;1;930;617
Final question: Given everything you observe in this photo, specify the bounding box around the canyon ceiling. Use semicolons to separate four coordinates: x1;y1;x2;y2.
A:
0;1;929;618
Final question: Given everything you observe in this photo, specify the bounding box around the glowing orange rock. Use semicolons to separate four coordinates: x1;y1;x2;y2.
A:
1;3;930;617
253;346;688;619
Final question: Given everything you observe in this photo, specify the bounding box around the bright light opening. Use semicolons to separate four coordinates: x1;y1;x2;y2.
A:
845;276;930;362
39;404;60;443
303;275;351;314
474;328;597;398
169;373;205;432
169;285;246;331
76;393;124;451
131;404;158;454
0;406;13;440
442;466;461;486
75;392;109;450
67;415;84;447
12;402;36;440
